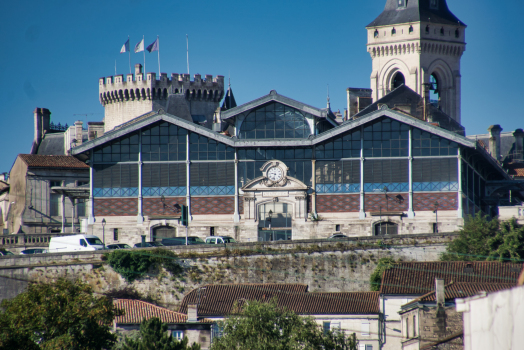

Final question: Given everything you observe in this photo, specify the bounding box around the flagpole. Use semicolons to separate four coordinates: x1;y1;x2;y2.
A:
186;34;189;75
128;35;131;74
115;60;117;76
143;35;146;74
157;35;160;76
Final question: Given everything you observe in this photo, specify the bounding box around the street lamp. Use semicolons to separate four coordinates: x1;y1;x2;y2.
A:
433;202;439;233
101;218;106;248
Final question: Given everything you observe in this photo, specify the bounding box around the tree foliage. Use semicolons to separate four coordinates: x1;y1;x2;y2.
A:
118;317;200;350
0;278;122;350
106;248;183;282
369;257;396;291
210;298;358;350
441;212;524;262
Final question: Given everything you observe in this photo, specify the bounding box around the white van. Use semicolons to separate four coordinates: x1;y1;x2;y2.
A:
48;234;105;253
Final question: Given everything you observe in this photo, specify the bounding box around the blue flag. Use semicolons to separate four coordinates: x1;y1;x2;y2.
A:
146;38;159;53
120;38;129;53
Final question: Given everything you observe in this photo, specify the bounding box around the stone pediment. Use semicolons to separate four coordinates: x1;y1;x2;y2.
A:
242;175;308;193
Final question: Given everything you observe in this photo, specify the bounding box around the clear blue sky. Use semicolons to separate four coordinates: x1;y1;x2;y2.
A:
1;0;523;173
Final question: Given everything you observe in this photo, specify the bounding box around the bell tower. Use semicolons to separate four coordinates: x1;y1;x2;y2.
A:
366;0;466;124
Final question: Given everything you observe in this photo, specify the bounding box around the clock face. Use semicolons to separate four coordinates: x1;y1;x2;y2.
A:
267;167;283;181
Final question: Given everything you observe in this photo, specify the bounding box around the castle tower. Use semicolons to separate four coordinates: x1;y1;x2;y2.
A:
367;0;466;124
99;64;225;131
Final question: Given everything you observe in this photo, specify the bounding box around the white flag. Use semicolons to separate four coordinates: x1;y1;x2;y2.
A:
134;39;144;53
120;38;129;53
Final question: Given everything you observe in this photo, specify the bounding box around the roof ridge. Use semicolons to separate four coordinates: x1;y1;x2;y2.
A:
115;298;187;315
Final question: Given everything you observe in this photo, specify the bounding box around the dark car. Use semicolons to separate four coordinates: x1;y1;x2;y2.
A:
328;234;349;239
0;249;15;256
161;237;205;246
133;241;165;248
20;248;47;255
106;244;132;250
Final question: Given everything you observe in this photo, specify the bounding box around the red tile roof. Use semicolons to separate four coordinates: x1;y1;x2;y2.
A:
380;261;523;295
113;299;212;324
178;284;379;316
408;282;514;305
19;154;89;169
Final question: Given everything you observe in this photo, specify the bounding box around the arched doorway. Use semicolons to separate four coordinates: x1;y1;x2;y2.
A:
152;225;177;242
392;72;405;89
258;202;292;241
374;221;398;236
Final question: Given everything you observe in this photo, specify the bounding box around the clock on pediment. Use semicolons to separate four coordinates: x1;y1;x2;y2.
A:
261;160;289;188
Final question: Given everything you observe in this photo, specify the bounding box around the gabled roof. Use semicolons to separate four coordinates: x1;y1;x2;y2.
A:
113;299;212;324
18;154;89;169
220;90;332;121
380;261;523;295
221;86;237;110
72;104;477;157
367;0;466;27
403;282;515;309
178;284;380;316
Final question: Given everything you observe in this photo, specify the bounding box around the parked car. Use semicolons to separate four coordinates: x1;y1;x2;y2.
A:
161;237;206;246
106;244;132;250
20;248;47;255
0;249;15;256
328;234;349;239
133;241;165;248
48;234;105;253
205;236;237;244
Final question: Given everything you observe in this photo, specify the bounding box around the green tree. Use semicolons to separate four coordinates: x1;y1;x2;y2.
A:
0;278;122;350
210;298;358;350
369;257;396;291
441;213;524;262
118;317;200;350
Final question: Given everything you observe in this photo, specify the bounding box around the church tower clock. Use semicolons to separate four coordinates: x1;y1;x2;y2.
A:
366;0;466;124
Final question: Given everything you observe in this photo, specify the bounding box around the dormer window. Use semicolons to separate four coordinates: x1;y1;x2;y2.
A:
391;28;396;35
409;25;414;34
430;0;438;10
374;29;379;38
397;0;406;8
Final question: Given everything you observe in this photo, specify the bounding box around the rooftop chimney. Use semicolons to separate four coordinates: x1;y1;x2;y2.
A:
87;122;104;141
135;63;143;76
31;108;51;154
74;121;83;147
187;304;198;323
513;129;524;160
435;278;445;306
488;125;502;161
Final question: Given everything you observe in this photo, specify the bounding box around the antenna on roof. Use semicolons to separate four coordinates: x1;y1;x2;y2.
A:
186;34;189;75
327;84;331;110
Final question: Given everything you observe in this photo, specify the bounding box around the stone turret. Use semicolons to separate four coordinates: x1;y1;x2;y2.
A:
99;66;225;131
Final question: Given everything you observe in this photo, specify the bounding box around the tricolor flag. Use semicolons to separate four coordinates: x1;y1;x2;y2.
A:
134;39;144;53
120;38;129;53
146;38;159;53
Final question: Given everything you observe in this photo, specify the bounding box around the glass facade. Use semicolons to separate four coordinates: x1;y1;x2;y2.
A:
90;116;466;202
239;102;312;139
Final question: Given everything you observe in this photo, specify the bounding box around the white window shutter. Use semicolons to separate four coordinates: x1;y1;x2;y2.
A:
361;322;370;336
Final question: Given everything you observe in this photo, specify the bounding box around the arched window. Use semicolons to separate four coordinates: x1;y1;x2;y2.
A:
391;28;396;35
429;73;440;106
374;29;379;38
392;72;405;89
239;102;311;139
425;25;430;34
409;25;413;34
455;28;460;38
374;222;398;236
440;27;445;35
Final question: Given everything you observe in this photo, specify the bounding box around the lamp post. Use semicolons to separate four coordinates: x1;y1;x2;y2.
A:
433;202;439;233
101;218;106;248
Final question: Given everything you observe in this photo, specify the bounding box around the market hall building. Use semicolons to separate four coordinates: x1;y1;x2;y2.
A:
72;89;508;244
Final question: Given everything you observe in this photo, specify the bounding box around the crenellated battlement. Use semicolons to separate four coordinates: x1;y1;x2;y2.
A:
99;64;224;106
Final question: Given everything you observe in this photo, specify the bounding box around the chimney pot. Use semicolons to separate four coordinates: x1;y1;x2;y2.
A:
187;304;198;323
435;278;445;306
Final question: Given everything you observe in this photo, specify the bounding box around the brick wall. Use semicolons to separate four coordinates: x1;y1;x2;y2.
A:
316;194;360;213
143;197;186;216
364;193;408;212
94;198;138;216
191;196;235;215
414;193;458;211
